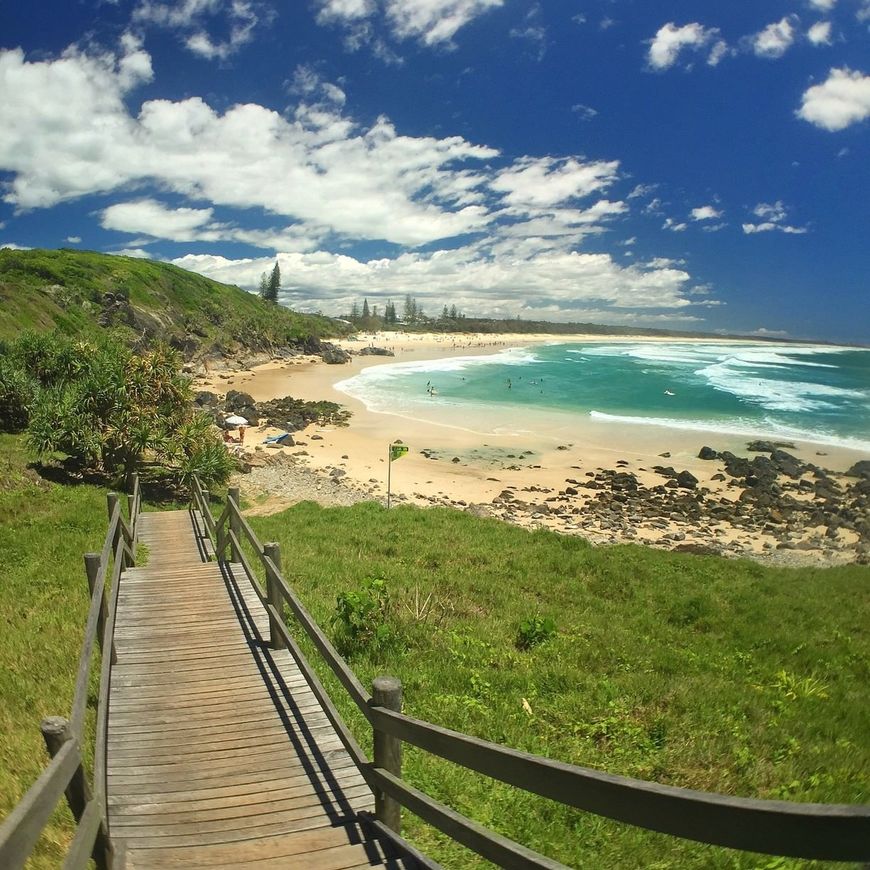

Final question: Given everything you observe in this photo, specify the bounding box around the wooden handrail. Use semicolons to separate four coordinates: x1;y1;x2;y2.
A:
200;479;870;867
0;475;141;869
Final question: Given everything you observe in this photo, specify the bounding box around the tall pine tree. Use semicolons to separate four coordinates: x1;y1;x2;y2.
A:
262;261;280;303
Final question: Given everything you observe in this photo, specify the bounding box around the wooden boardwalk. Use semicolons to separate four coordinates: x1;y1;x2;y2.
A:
106;510;409;869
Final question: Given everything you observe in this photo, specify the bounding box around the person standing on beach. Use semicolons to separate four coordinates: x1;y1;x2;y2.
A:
238;426;246;445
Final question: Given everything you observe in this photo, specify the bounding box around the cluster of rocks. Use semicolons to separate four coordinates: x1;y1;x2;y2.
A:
242;453;377;508
486;446;869;564
320;342;352;364
357;346;395;357
194;389;350;444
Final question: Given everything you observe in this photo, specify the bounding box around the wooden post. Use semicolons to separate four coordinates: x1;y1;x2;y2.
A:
264;542;286;650
106;492;119;521
106;492;121;553
372;676;403;834
84;554;116;666
229;486;241;562
41;717;111;870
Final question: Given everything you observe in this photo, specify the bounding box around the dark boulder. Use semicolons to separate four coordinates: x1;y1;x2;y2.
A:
224;389;258;425
321;343;352;364
169;333;200;356
846;460;870;479
226;390;255;411
676;470;698;489
698;446;718;460
746;440;777;453
194;391;219;407
358;346;395;357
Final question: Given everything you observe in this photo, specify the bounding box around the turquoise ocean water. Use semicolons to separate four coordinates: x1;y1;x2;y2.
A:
336;342;870;453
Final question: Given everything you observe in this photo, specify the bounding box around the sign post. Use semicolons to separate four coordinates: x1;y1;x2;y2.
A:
386;440;408;509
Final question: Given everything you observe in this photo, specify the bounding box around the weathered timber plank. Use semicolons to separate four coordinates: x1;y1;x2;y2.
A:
111;674;274;697
108;768;368;814
108;716;337;753
107;696;328;731
109;695;322;727
106;744;351;785
110;786;373;834
110;661;263;682
121;824;387;868
107;757;364;800
107;738;348;777
111;637;253;655
107;735;320;769
108;686;283;713
115;809;362;850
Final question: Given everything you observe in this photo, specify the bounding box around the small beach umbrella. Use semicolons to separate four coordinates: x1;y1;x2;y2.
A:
224;414;248;428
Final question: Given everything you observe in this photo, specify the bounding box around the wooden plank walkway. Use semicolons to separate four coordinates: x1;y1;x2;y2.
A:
107;510;410;869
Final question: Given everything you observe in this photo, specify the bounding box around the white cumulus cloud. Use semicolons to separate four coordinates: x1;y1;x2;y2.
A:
133;0;265;60
490;156;619;210
691;205;722;221
386;0;504;45
647;22;719;71
798;67;870;131
807;21;832;45
314;0;503;47
0;42;504;245
742;201;808;234
751;17;797;58
663;218;687;232
171;243;701;321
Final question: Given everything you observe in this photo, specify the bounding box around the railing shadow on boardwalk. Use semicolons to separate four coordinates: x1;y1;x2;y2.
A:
219;558;363;831
1;472;868;869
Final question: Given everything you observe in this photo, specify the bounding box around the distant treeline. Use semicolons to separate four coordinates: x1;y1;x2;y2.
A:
341;295;814;343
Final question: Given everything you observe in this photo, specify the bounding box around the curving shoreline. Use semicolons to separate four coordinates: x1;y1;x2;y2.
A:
195;331;869;566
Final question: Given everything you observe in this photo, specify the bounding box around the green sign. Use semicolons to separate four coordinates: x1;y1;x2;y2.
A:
389;443;409;462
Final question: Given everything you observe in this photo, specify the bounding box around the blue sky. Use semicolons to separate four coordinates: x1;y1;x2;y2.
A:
1;1;868;343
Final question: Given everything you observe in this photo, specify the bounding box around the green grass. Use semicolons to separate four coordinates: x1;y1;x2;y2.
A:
1;438;867;869
0;247;342;349
247;500;870;869
0;434;110;866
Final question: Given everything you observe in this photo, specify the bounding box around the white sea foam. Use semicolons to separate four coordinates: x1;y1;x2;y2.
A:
589;410;870;452
696;361;866;413
335;347;539;413
574;342;842;370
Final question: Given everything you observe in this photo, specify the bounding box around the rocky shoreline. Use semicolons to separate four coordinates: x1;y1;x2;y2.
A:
193;342;868;569
233;436;869;568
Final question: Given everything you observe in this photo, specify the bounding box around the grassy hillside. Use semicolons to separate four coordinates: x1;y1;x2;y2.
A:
248;501;869;869
2;432;866;867
0;248;342;352
0;435;108;867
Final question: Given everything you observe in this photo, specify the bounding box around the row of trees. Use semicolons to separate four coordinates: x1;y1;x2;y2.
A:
0;332;235;487
346;295;465;328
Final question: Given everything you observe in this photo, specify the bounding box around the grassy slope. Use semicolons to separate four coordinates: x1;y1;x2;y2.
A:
0;247;339;349
247;501;869;869
1;432;866;868
0;435;107;867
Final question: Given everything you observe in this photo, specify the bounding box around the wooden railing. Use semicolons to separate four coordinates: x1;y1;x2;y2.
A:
0;477;141;869
191;478;870;870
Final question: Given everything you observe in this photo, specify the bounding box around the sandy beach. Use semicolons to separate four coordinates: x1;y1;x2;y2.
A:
196;332;868;565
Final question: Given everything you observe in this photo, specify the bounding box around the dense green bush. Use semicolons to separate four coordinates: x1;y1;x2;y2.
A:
331;576;398;657
2;330;234;487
